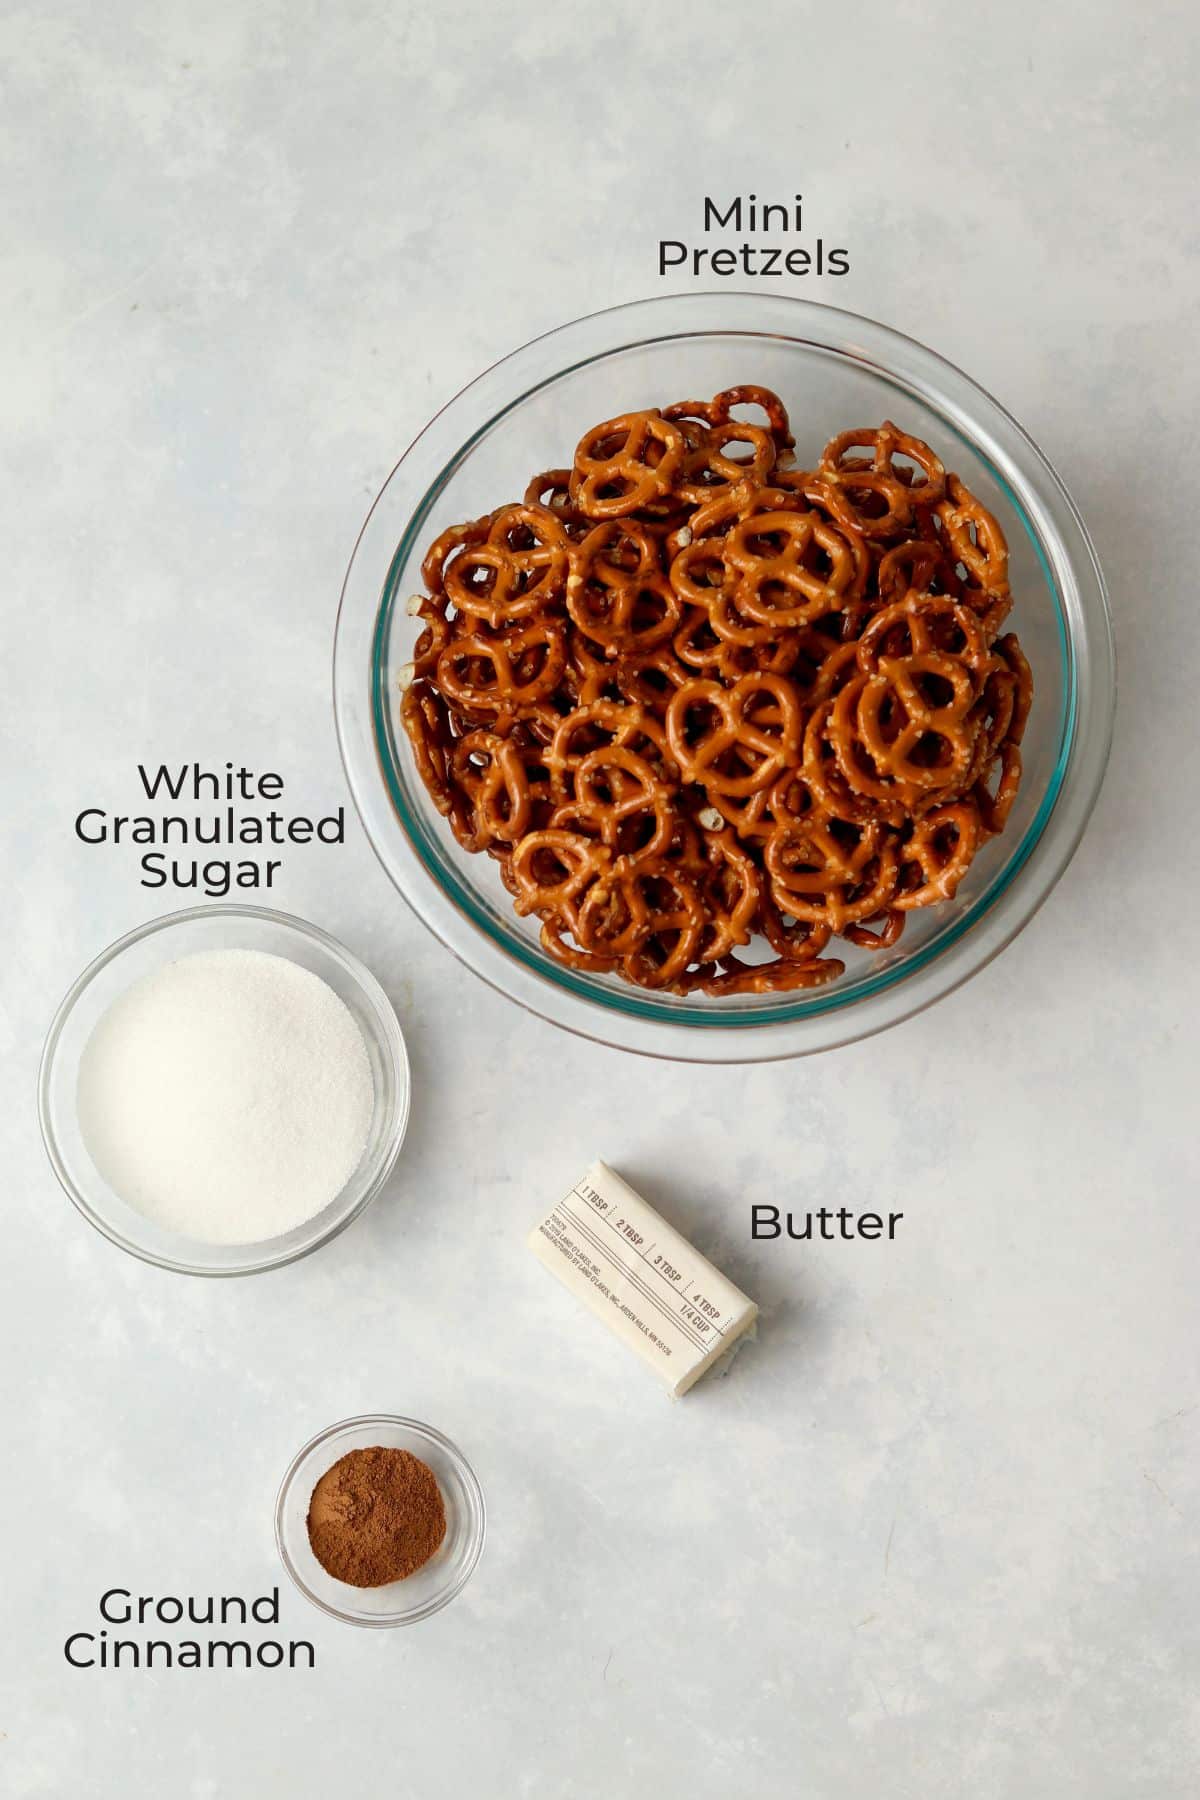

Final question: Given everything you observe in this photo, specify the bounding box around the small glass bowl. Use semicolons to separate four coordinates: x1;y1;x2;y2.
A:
38;903;410;1276
334;293;1115;1061
275;1415;486;1628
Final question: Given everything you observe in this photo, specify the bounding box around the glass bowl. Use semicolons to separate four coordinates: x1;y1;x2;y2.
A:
38;904;411;1275
334;294;1114;1062
275;1415;486;1628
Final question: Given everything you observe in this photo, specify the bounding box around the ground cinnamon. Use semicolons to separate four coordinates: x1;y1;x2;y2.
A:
306;1446;447;1587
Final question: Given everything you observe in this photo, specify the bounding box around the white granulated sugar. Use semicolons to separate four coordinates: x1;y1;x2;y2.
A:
77;948;375;1246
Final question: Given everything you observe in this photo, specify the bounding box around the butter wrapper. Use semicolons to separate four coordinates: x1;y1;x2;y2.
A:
528;1161;757;1397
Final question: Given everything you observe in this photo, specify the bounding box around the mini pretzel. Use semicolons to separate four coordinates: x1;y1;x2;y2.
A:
696;829;761;961
843;908;906;951
421;516;489;597
400;684;458;823
973;739;1023;835
408;602;452;678
695;954;845;995
677;421;778;506
437;617;566;717
710;385;796;451
834;652;981;802
855;592;994;678
576;865;658;959
401;391;1032;997
724;508;862;630
620;867;708;988
448;727;554;848
764;817;899;931
523;468;589;536
894;801;980;907
661;398;717;430
802;701;907;827
758;887;834;962
674;482;867;643
666;672;803;797
571;745;678;863
932;474;1010;599
570;411;686;520
566;522;682;655
510;829;610;921
818;421;946;538
546;699;675;802
442;503;568;628
539;915;623;976
870;538;949;611
994;632;1032;743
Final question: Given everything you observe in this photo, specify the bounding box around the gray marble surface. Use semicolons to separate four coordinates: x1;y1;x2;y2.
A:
3;3;1198;1795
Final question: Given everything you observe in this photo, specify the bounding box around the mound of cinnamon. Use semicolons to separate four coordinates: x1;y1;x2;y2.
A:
306;1446;447;1587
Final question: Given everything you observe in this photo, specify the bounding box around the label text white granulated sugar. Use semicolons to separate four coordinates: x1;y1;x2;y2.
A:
76;949;374;1245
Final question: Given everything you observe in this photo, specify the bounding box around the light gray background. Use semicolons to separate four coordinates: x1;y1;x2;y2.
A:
2;3;1197;1795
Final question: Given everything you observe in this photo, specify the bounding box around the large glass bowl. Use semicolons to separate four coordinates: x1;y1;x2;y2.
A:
334;294;1114;1062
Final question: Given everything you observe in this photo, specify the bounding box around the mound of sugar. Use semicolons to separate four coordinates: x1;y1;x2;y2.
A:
77;948;374;1245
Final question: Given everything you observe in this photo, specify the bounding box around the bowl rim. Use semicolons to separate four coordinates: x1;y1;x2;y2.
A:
274;1413;487;1628
334;292;1115;1062
37;902;411;1275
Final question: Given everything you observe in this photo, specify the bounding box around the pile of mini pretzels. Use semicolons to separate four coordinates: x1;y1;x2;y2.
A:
400;386;1031;995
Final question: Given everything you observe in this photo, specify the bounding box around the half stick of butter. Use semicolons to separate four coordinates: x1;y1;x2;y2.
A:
528;1161;757;1397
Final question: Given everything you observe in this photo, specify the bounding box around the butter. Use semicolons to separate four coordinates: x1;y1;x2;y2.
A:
528;1161;757;1397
